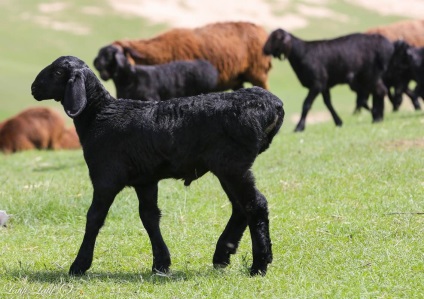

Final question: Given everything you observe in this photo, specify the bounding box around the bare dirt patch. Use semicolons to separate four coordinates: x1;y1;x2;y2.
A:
381;139;424;151
290;111;332;125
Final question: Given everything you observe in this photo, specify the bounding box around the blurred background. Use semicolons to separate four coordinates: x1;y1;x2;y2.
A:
0;0;420;123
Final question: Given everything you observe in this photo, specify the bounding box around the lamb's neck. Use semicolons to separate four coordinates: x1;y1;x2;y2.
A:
85;71;115;104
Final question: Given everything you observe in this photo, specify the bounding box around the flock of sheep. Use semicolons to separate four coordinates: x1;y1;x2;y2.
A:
3;18;424;276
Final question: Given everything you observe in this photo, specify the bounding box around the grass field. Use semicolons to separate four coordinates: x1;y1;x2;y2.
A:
1;1;424;298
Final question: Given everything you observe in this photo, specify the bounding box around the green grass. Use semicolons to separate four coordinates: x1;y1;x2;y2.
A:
1;111;423;298
1;1;424;298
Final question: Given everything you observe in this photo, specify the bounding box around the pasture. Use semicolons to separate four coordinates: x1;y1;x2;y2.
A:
1;1;423;298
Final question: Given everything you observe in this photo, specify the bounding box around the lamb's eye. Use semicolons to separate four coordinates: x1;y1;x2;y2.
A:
55;70;63;76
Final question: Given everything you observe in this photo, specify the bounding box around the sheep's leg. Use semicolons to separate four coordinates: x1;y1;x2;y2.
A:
217;171;272;276
213;179;248;268
406;88;422;110
353;91;370;114
391;86;405;111
321;89;342;127
135;184;171;274
371;79;387;123
69;188;119;275
295;89;320;132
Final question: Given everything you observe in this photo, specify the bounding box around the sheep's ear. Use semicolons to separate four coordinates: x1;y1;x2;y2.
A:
123;47;146;62
63;70;87;118
115;51;128;68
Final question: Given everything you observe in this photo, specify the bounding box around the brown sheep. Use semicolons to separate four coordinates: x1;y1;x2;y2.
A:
0;107;80;153
94;21;272;91
366;19;424;47
58;126;80;150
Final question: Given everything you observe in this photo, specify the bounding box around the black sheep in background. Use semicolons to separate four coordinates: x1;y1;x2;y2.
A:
94;47;219;101
264;29;394;132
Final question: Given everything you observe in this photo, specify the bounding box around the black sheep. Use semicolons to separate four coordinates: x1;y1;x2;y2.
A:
31;56;284;276
407;46;424;105
93;47;219;101
263;29;394;131
355;40;421;112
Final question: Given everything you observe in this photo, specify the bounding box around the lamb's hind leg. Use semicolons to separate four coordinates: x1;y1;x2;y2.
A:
216;171;272;276
213;179;248;268
69;187;121;275
134;183;171;274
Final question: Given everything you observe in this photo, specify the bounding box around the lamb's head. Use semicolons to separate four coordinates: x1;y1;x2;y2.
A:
263;28;292;60
31;56;90;119
93;45;124;81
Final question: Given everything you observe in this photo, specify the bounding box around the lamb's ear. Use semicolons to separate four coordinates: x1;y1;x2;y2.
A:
63;70;87;118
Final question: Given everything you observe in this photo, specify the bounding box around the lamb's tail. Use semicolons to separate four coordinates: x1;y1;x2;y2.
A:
259;90;284;153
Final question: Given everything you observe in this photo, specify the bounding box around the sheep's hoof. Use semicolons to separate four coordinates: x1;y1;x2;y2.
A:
372;117;383;123
213;262;229;269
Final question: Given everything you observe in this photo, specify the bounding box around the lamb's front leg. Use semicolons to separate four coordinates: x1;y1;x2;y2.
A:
69;188;119;275
135;183;171;274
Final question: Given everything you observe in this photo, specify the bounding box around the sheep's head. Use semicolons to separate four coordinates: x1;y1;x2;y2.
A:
263;29;292;60
31;56;89;119
407;46;424;69
93;45;124;81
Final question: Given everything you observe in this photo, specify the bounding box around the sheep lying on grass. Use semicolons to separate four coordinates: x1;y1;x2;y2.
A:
0;107;80;153
94;21;272;91
31;56;284;276
93;48;218;101
263;29;394;131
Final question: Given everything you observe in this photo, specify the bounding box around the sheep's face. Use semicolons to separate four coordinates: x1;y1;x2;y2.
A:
407;47;424;69
93;45;122;81
263;29;292;60
32;56;89;118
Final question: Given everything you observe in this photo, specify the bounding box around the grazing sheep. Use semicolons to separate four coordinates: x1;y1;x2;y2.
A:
0;107;66;153
93;49;218;101
366;19;424;47
94;21;272;91
31;56;284;276
263;29;394;131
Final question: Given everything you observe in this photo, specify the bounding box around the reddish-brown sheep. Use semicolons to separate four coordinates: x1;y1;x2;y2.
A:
58;126;80;150
95;21;272;91
366;19;424;47
0;107;80;153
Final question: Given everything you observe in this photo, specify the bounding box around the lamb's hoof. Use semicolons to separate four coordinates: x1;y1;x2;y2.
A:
152;265;170;275
249;265;267;276
69;264;87;276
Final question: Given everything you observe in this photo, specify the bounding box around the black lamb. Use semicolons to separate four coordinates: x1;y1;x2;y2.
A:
93;47;219;101
31;56;284;276
263;29;394;131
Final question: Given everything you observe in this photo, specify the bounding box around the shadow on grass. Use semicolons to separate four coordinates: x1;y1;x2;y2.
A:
7;267;240;284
